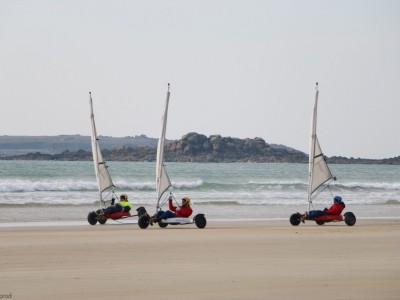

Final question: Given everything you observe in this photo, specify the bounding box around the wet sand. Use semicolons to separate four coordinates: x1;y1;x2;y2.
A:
1;219;399;300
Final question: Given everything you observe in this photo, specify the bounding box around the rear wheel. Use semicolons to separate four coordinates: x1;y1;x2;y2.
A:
194;214;207;229
158;221;168;228
138;215;150;229
315;220;325;225
344;212;356;226
289;213;301;226
98;216;107;225
87;212;98;225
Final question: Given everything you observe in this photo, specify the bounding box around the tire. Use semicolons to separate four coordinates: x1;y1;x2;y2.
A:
138;215;150;229
194;214;207;229
87;212;98;225
98;216;107;225
315;220;325;225
344;212;356;226
158;221;168;228
136;206;147;217
290;213;301;226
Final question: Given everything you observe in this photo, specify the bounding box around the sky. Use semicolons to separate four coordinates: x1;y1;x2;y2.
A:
0;0;399;159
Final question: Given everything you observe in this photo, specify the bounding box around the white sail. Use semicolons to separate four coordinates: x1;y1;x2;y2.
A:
156;84;172;209
308;83;334;207
89;92;114;200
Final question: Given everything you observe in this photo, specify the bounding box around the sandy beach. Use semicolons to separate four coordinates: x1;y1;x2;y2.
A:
1;219;399;300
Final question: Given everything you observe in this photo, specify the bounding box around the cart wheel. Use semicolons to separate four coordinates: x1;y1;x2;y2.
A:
290;213;301;226
138;215;150;229
136;206;147;217
98;216;107;225
194;214;207;229
87;212;98;225
315;220;325;225
158;221;168;228
344;212;356;226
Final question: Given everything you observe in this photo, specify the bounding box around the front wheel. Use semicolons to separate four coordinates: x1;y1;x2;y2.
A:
289;213;301;226
136;206;147;217
344;212;356;226
87;212;98;225
315;220;325;225
138;215;150;229
194;214;207;229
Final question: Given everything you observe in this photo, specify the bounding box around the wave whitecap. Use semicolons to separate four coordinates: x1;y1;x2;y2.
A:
0;179;96;193
172;179;203;189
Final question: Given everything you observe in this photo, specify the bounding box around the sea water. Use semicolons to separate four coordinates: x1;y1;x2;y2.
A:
0;160;399;224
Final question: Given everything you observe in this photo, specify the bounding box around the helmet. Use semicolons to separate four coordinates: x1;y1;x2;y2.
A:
333;195;342;203
120;194;128;201
182;197;191;205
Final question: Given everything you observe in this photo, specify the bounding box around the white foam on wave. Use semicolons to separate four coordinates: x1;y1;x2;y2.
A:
248;179;306;185
114;180;155;191
0;179;97;192
341;181;400;190
171;179;203;189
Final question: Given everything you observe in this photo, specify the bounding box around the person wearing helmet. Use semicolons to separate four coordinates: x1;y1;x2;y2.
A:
171;197;192;217
301;195;345;222
324;196;345;215
98;194;133;215
152;196;193;222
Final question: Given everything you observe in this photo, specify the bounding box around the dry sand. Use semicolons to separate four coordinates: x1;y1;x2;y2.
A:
1;219;399;300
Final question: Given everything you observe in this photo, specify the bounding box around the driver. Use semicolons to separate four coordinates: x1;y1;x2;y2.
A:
152;196;193;222
301;195;345;222
98;194;133;215
169;197;193;218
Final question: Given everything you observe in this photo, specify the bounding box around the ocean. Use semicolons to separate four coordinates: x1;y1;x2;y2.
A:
0;161;399;224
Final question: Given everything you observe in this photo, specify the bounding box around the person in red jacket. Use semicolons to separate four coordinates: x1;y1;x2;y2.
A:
302;196;345;222
153;196;193;222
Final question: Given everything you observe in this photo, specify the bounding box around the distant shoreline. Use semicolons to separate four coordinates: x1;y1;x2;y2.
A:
1;149;399;164
0;133;399;164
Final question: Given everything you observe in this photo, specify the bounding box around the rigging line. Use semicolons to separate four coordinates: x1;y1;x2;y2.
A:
169;192;179;207
159;194;169;209
158;191;177;209
310;179;334;201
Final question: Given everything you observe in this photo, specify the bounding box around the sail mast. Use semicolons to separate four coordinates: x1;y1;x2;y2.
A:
156;84;172;210
89;92;114;206
307;83;335;211
89;92;101;203
307;83;319;211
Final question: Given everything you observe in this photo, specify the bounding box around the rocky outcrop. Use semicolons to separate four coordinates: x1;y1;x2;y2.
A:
1;132;307;163
2;132;399;164
163;132;307;162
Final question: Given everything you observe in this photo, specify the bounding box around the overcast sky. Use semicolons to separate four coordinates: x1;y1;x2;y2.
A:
1;0;399;159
